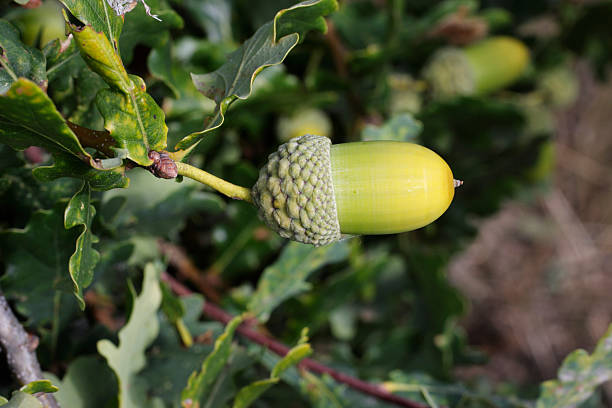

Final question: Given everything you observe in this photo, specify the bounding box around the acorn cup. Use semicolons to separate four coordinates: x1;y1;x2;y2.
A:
251;135;458;246
423;36;530;98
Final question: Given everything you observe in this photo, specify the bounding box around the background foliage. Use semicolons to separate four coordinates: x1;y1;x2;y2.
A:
0;0;611;407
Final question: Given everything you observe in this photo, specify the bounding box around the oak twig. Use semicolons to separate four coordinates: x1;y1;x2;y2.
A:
161;273;429;408
175;161;253;203
0;293;60;408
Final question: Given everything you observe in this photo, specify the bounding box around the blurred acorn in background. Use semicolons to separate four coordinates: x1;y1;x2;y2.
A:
9;0;66;47
251;135;458;246
276;107;332;142
538;65;579;109
423;36;530;98
388;73;425;114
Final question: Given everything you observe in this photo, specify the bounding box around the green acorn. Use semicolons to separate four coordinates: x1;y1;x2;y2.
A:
423;36;529;98
251;135;458;246
276;107;333;142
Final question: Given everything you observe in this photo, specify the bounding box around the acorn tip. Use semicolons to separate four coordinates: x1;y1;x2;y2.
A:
454;179;463;188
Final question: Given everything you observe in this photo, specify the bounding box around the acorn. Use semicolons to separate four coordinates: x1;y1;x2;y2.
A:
423;36;529;98
251;135;458;246
276;107;333;142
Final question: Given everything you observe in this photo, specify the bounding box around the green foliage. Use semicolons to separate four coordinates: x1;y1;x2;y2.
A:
68;23;167;165
233;330;312;408
0;0;608;407
248;241;349;322
1;203;79;326
0;79;101;169
537;324;612;408
19;380;58;395
49;356;118;408
97;263;163;408
64;182;99;310
0;20;46;92
179;0;338;150
0;392;41;408
181;315;243;407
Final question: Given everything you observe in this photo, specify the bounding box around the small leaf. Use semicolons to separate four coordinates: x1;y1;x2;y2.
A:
361;113;423;142
233;332;311;408
536;323;612;408
19;380;59;395
0;20;46;93
177;0;338;151
69;23;168;165
0;79;101;169
232;378;279;408
97;263;163;408
181;315;243;407
271;343;312;379
0;392;42;408
64;182;100;310
160;282;193;347
59;0;123;49
33;153;129;191
248;241;349;322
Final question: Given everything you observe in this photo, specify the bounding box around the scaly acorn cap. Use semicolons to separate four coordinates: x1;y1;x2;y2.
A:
423;36;530;98
252;135;457;246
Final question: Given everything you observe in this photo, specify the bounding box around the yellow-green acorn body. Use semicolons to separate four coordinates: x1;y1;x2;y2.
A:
423;36;529;98
251;135;456;246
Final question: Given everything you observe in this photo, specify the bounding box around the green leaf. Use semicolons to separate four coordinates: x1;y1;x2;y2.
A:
160;282;193;347
95;79;167;165
64;182;100;310
248;241;349;322
536;323;612;408
97;263;163;408
0;392;42;408
361;113;423;142
233;331;312;408
0;20;46;93
181;0;233;44
68;23;167;165
44;37;83;83
47;356;118;408
142;295;235;406
33;153;129;191
119;0;184;64
271;343;312;378
160;282;185;324
232;378;279;408
0;204;79;326
58;0;123;49
177;0;338;151
101;168;224;238
19;381;58;395
0;79;102;169
181;315;243;407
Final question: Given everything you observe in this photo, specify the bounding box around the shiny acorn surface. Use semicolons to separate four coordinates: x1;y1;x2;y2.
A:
331;141;455;235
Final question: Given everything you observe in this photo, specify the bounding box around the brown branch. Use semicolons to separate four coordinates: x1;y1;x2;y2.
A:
158;241;223;303
161;273;429;408
0;293;60;408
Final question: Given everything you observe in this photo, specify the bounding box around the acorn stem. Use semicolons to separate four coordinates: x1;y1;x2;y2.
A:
175;162;253;203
